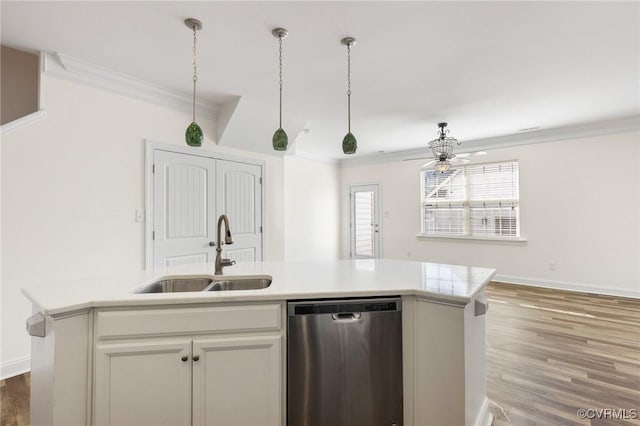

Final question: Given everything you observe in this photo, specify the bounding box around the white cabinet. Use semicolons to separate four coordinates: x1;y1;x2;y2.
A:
192;336;282;426
403;293;491;426
93;303;284;426
94;340;192;426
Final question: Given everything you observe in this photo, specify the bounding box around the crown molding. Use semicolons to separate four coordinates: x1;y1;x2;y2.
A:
1;110;47;135
42;51;219;119
340;115;640;167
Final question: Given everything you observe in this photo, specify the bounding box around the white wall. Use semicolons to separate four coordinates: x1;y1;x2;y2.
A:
341;131;640;297
284;156;340;261
1;75;286;370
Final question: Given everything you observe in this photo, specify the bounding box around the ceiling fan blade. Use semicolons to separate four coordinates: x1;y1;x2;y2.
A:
421;159;437;167
455;150;488;158
451;158;471;164
402;157;431;162
402;151;486;162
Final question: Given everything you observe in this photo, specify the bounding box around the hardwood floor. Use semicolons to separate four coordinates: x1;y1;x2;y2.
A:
486;282;640;426
0;373;29;426
1;283;638;425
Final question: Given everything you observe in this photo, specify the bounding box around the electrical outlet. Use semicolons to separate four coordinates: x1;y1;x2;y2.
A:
549;261;556;271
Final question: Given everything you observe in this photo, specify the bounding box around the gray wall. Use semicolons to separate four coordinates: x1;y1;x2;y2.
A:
1;46;39;125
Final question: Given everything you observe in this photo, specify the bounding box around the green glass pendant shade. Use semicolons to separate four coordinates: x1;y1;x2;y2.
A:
185;122;203;147
342;132;357;154
272;127;288;151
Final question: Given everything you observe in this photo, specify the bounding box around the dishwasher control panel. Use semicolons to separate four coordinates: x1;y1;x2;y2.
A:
289;297;402;315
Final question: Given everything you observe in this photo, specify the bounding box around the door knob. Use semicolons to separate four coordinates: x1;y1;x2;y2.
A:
193;355;200;362
209;241;215;246
181;355;188;362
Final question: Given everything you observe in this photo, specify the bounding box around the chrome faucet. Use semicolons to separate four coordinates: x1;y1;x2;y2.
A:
214;214;235;275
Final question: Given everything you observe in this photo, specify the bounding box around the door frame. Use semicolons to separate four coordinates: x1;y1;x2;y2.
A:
144;140;266;270
349;183;382;259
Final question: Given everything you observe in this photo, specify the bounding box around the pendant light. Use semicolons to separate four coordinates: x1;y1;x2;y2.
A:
272;28;289;151
341;37;357;155
185;18;203;147
428;122;461;173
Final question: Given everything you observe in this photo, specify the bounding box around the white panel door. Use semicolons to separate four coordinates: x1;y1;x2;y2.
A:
192;335;282;426
94;340;192;426
153;150;216;269
350;184;381;258
216;160;263;262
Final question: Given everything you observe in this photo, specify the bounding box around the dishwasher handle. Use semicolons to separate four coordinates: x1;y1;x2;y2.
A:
331;312;362;322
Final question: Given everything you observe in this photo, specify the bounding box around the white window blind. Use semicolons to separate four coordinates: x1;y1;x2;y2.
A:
422;161;520;238
354;191;375;257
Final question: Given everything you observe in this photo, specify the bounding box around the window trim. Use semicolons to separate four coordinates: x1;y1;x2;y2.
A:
416;233;528;243
420;159;523;240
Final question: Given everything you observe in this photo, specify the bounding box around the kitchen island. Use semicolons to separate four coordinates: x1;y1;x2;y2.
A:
23;259;495;426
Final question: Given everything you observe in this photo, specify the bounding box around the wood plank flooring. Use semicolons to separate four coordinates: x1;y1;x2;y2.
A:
0;373;29;426
486;282;640;426
1;283;638;425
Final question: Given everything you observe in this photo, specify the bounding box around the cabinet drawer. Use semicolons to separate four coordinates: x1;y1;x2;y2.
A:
96;304;282;339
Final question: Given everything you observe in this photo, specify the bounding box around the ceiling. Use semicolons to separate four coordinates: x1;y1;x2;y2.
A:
2;1;639;159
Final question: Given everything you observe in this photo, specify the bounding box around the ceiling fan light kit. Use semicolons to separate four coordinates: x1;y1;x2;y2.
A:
272;27;289;151
184;18;203;147
428;122;461;173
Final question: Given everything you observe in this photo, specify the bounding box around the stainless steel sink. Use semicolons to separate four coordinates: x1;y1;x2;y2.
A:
135;277;213;293
133;275;272;293
209;277;272;291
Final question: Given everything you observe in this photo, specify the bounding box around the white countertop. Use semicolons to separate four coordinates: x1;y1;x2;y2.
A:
22;259;496;316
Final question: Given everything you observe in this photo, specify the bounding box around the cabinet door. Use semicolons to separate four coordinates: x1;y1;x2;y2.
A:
94;339;192;426
192;335;282;426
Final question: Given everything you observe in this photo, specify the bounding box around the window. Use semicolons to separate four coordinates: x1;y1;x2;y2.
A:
421;161;520;238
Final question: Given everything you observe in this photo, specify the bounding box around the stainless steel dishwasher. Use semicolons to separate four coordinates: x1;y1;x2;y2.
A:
287;297;403;426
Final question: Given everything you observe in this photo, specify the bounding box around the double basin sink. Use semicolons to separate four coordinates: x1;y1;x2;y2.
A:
134;275;272;293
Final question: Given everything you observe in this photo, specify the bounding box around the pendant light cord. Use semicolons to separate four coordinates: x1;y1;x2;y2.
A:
347;43;352;133
278;35;284;128
192;25;198;123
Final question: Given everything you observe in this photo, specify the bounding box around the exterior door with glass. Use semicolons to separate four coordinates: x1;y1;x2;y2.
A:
349;184;381;259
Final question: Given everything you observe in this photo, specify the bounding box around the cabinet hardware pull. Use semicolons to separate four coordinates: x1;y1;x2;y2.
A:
181;355;188;362
193;355;200;361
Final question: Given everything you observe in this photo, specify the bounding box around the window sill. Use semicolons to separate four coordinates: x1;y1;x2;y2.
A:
416;234;528;243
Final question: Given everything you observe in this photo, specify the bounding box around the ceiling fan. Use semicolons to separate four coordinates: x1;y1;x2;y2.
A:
402;122;487;169
403;150;488;167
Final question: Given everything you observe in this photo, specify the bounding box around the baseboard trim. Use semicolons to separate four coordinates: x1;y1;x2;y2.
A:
494;274;640;299
1;355;31;380
474;397;494;426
